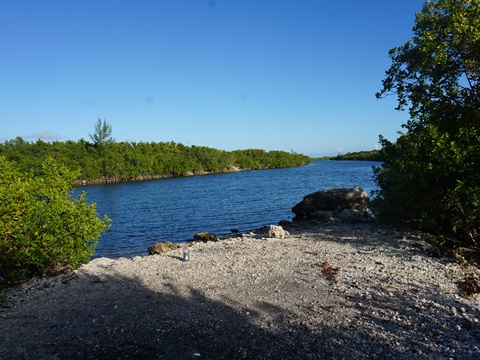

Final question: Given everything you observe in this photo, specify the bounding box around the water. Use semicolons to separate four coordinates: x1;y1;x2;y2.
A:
73;160;380;259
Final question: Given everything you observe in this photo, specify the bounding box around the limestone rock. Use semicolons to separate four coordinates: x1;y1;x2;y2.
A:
268;225;286;239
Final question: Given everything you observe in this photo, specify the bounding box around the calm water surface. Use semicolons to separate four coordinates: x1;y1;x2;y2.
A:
74;160;380;258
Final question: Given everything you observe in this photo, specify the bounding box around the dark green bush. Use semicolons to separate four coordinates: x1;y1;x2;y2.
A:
373;0;480;249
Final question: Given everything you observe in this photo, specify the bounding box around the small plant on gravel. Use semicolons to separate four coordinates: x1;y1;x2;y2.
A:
320;261;339;281
458;276;480;298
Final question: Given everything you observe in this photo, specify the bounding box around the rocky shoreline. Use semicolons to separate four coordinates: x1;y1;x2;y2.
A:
1;221;479;359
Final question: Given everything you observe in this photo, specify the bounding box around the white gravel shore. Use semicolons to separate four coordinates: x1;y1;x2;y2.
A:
1;222;479;359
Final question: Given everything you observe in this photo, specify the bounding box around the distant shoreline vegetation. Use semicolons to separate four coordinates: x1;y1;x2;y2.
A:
0;137;311;185
309;149;383;162
330;150;383;162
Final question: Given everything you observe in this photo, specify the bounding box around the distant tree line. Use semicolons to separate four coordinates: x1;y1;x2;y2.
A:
0;137;310;183
332;150;383;161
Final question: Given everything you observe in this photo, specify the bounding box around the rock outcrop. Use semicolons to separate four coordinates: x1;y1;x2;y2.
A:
194;232;218;242
148;242;180;255
292;186;372;223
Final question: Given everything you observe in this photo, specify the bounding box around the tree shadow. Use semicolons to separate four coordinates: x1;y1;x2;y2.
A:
286;221;480;356
2;271;327;359
1;224;479;359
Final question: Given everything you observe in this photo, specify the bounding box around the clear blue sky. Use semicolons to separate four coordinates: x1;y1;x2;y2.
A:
0;0;424;156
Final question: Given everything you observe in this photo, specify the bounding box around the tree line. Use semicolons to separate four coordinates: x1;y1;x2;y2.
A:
0;136;310;183
332;150;383;161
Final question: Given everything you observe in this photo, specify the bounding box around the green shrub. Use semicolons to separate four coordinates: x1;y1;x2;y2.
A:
0;156;110;283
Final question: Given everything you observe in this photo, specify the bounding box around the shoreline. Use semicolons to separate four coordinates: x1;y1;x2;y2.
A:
72;163;309;186
1;221;479;359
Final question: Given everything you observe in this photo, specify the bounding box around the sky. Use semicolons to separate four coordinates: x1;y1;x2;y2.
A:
0;0;425;156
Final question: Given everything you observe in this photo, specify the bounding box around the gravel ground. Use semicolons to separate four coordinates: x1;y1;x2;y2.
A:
1;222;479;360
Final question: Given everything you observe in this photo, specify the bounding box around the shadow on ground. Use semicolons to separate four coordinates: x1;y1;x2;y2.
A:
1;223;479;359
